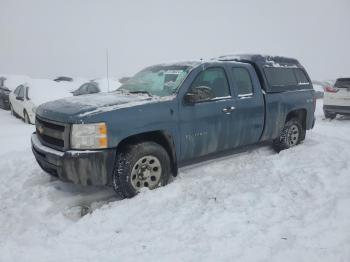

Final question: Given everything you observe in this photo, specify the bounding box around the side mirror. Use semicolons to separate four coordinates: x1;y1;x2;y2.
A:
184;86;214;104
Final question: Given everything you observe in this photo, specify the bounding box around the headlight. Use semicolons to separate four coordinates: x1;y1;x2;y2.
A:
71;123;108;149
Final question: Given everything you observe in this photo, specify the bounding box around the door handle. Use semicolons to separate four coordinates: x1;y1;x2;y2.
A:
222;106;235;114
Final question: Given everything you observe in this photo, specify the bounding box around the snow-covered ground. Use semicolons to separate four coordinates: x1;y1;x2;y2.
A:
0;100;349;262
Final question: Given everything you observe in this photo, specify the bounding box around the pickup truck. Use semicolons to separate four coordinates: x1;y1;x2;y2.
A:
31;54;316;198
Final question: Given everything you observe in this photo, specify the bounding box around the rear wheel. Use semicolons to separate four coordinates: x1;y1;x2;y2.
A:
273;118;303;152
324;111;336;119
113;141;171;198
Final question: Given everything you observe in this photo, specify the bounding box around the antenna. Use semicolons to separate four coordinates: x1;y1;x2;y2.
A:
106;48;110;92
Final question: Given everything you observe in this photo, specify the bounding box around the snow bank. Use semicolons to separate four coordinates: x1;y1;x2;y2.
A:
0;100;349;262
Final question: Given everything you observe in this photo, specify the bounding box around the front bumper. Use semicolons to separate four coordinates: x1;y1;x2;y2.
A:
31;133;116;186
323;105;350;115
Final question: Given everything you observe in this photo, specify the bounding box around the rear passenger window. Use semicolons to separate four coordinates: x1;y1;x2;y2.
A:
264;67;298;86
191;67;230;98
231;68;253;96
294;69;309;85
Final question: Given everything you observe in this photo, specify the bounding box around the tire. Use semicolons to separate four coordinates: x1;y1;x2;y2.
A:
113;141;171;199
0;98;4;109
273;118;303;152
24;110;30;124
324;111;336;119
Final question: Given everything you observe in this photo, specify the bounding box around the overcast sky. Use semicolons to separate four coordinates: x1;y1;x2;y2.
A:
0;0;349;81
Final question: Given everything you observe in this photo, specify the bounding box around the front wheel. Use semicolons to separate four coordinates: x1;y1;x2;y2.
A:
273;118;303;152
113;142;171;198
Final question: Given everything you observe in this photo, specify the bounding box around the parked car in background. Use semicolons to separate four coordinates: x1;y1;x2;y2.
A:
0;75;31;110
53;77;89;96
71;81;100;96
63;78;121;96
92;78;121;93
9;79;72;124
323;78;350;119
31;54;315;198
54;76;73;82
0;76;10;109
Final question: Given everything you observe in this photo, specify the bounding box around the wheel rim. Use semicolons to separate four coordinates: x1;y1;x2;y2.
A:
130;155;162;191
286;124;299;147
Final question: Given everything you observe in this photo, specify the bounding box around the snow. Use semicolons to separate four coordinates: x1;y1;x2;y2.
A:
76;93;175;117
57;78;121;93
0;74;121;96
0;74;31;90
26;79;73;106
93;78;121;92
56;78;87;93
0;100;350;262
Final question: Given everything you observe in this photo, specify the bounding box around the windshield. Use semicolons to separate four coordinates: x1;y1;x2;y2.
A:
119;65;191;96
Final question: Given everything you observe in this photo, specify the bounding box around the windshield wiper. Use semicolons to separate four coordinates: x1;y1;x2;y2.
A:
128;90;152;96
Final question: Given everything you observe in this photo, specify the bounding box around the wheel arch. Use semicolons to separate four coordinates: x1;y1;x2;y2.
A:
116;130;178;177
285;108;307;129
285;108;307;141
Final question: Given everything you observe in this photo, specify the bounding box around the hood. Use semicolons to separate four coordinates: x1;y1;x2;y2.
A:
36;92;157;122
36;92;174;123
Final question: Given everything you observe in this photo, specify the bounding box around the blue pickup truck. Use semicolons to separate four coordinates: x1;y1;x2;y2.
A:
31;54;315;198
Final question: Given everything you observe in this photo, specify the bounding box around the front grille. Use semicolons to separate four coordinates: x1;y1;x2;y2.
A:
36;116;70;151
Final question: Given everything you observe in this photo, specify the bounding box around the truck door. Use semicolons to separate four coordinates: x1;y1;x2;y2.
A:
229;66;265;147
179;67;236;160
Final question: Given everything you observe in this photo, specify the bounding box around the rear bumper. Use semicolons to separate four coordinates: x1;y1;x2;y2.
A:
31;133;116;186
323;105;350;115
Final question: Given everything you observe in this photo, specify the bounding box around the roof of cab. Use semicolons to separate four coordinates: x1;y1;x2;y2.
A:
215;54;302;68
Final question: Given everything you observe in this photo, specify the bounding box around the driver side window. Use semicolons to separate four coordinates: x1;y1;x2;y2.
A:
14;85;22;96
80;84;89;93
190;67;230;99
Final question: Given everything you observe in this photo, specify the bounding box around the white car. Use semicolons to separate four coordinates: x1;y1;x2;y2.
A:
9;79;72;124
323;78;350;119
